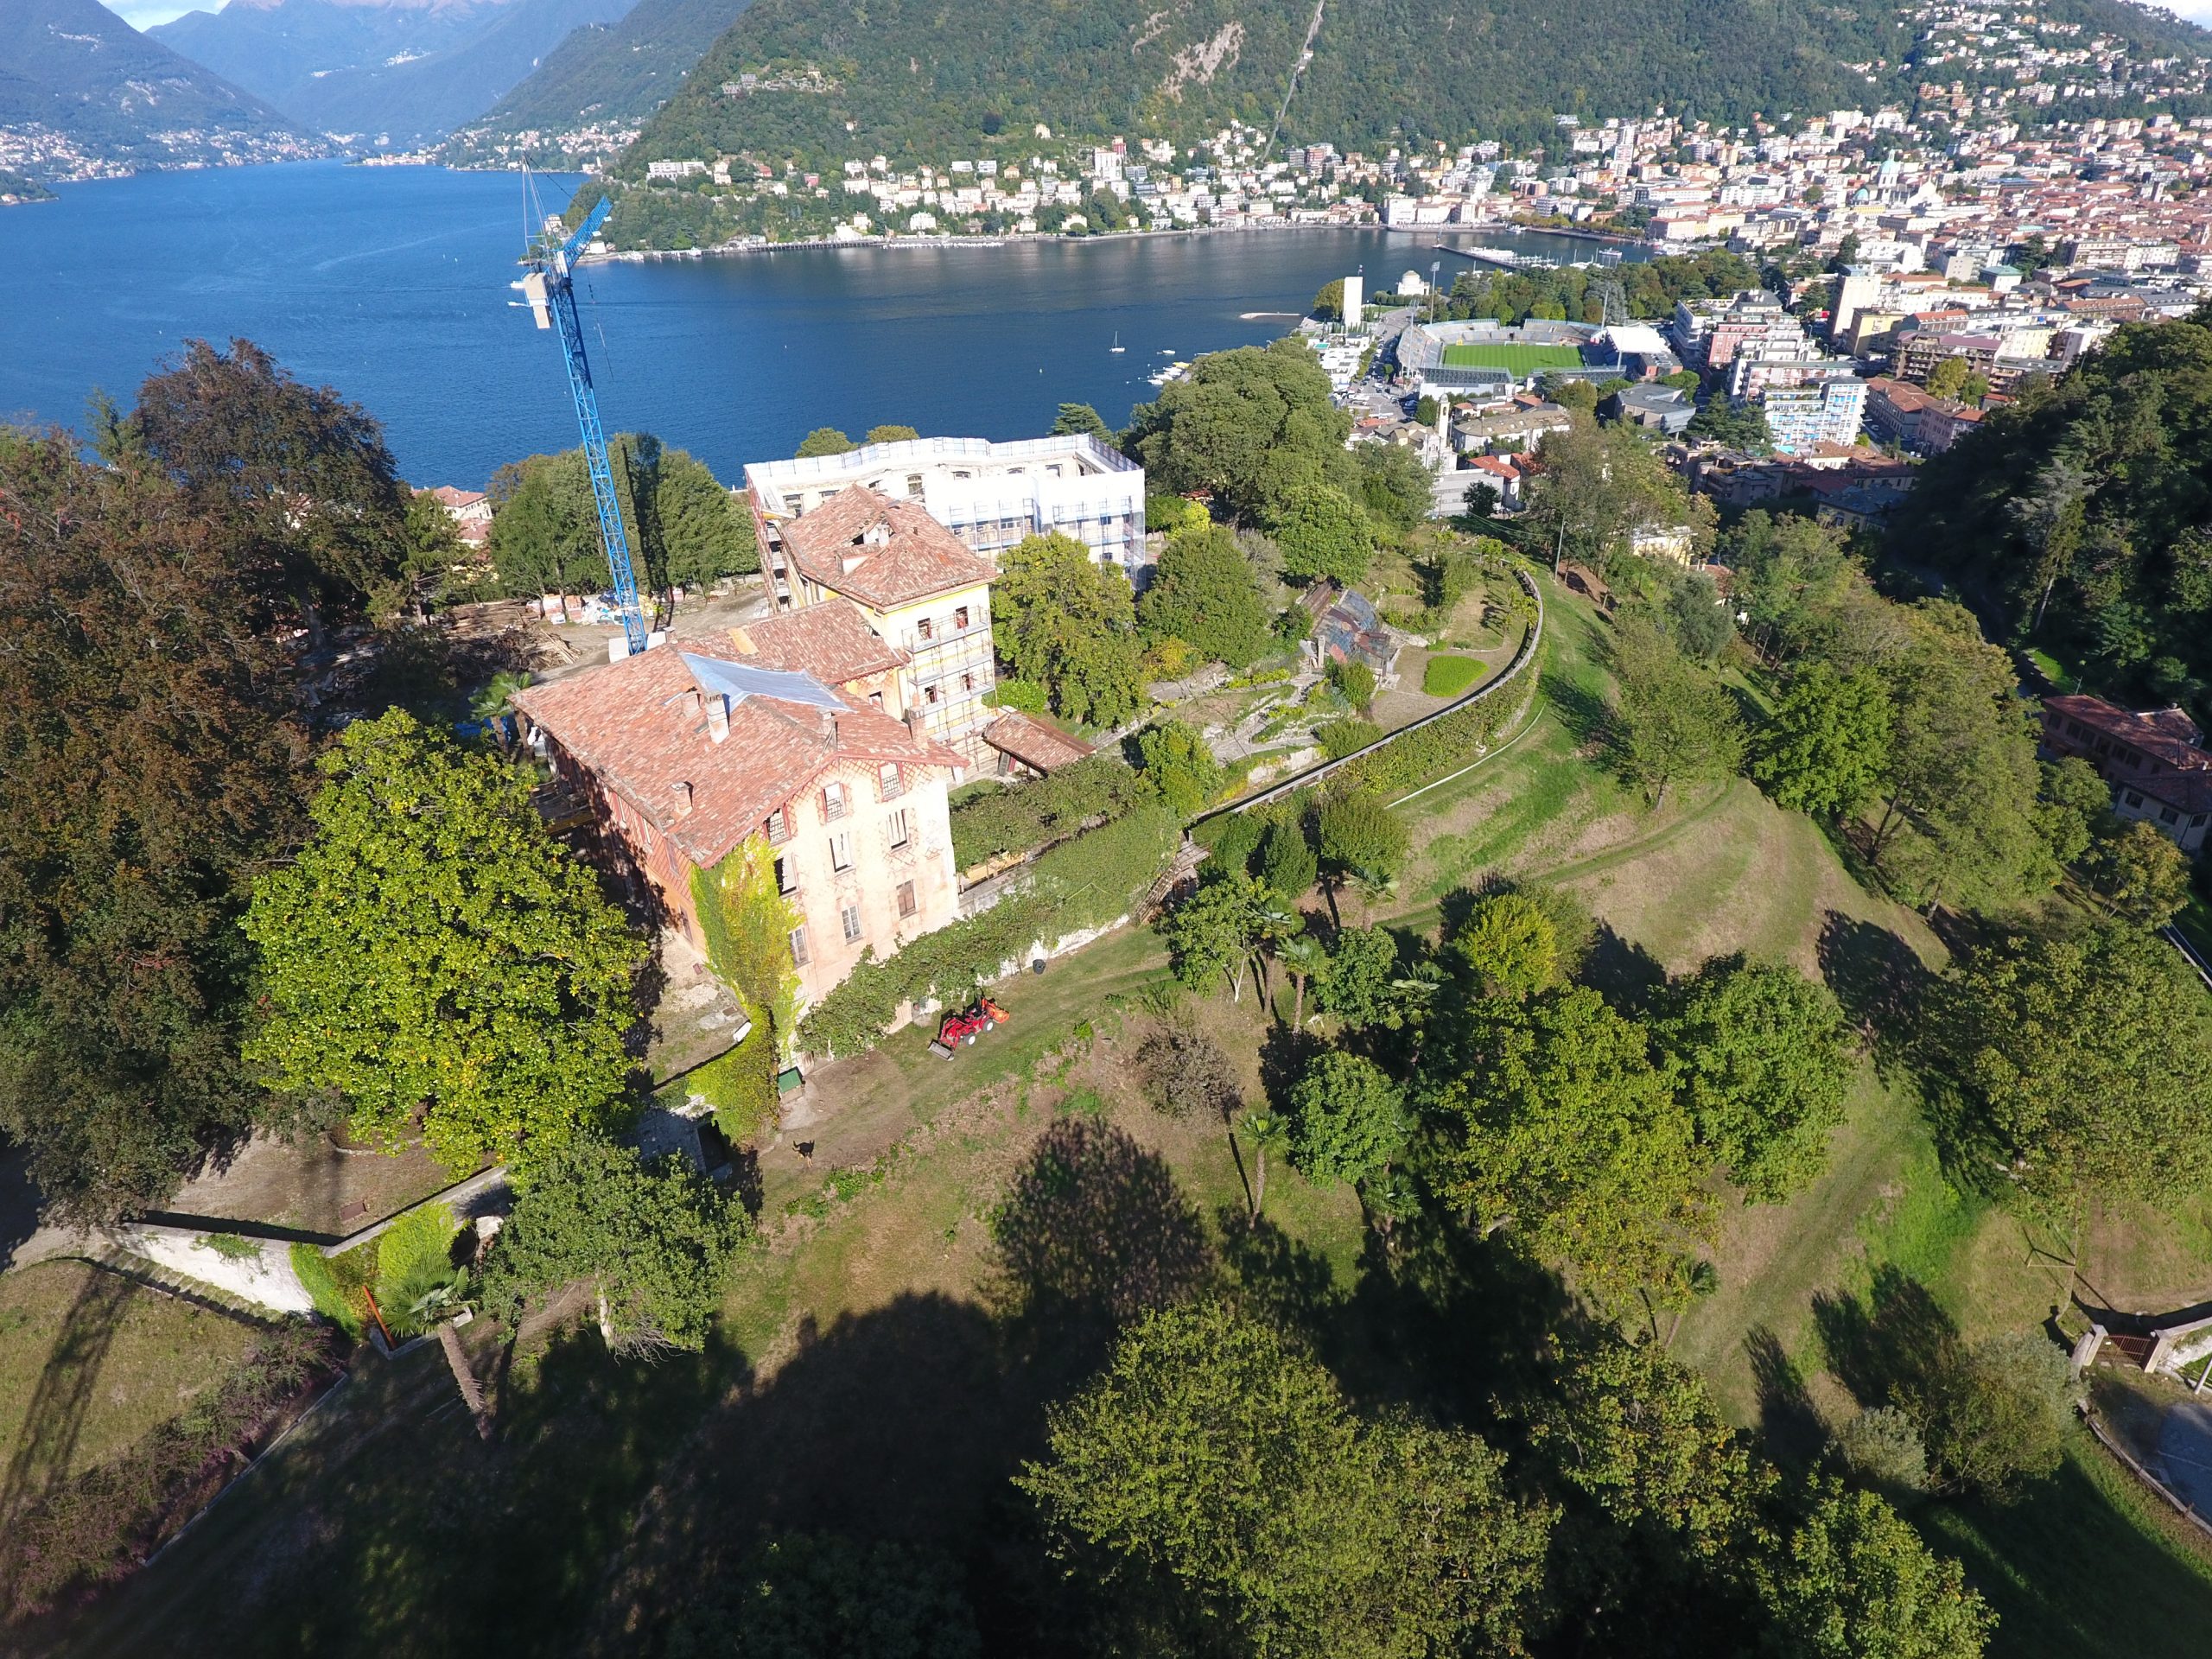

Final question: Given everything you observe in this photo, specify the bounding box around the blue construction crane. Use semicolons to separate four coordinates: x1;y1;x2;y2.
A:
513;196;650;657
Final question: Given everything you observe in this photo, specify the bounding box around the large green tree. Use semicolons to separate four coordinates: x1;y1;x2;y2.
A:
1426;986;1714;1308
486;433;755;601
1138;522;1272;669
243;710;647;1173
1751;664;1894;819
0;344;416;1218
127;337;410;632
1656;957;1855;1204
481;1134;748;1352
1017;1300;1551;1659
1869;601;2056;913
1758;1484;1993;1658
994;531;1145;726
1611;618;1746;808
1940;918;2212;1204
1125;340;1356;525
0;429;308;1217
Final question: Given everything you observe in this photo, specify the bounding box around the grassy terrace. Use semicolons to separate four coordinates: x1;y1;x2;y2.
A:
0;1261;263;1496
32;572;2212;1658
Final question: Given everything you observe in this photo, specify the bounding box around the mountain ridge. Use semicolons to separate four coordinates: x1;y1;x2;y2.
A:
150;0;642;144
442;0;753;163
0;0;314;174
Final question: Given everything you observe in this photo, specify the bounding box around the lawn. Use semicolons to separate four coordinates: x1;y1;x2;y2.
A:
1440;341;1585;373
1420;653;1487;697
0;1260;263;1494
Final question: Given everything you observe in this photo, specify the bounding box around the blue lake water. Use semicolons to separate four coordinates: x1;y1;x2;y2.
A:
1;159;1631;487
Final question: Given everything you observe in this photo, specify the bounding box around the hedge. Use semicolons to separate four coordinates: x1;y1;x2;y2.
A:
1338;676;1516;796
799;804;1179;1058
689;1016;779;1147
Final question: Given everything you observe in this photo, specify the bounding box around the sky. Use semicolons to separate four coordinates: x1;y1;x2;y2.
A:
105;0;219;27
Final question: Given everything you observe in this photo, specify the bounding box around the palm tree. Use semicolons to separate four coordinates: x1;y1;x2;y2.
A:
1239;1107;1286;1225
1279;932;1324;1028
470;671;534;753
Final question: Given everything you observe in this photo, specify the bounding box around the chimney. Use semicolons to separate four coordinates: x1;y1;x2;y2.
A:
673;781;695;817
705;693;730;744
906;706;926;739
819;708;839;744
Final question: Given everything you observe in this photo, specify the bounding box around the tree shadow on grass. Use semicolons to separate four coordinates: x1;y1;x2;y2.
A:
0;1263;137;1541
1745;1323;1827;1469
1581;923;1669;1015
1811;1264;1960;1412
1815;909;1936;1083
1544;670;1612;749
984;1117;1216;1376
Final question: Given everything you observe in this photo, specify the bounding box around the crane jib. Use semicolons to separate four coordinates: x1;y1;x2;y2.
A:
519;194;649;658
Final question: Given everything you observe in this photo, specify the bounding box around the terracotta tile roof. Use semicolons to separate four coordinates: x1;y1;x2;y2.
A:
512;643;963;868
982;712;1096;774
779;486;996;610
2047;693;2207;759
729;600;907;684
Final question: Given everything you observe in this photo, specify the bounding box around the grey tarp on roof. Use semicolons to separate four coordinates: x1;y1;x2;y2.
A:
681;652;848;713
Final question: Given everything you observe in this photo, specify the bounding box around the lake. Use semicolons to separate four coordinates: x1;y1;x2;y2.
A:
0;159;1634;488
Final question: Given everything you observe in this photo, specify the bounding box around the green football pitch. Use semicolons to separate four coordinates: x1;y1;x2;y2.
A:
1440;342;1586;372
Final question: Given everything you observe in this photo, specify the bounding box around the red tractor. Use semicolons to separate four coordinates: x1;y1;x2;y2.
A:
930;995;1010;1058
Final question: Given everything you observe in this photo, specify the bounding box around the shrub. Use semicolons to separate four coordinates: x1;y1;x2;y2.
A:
194;1232;261;1261
1328;658;1377;712
1135;1025;1241;1120
1255;817;1319;900
1205;812;1266;874
1834;1406;1929;1494
290;1241;365;1338
1318;717;1385;760
375;1202;467;1338
1318;791;1410;885
1421;655;1485;698
948;753;1141;868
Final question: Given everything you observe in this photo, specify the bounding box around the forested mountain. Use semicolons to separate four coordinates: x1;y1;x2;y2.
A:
151;0;640;143
1893;310;2212;727
0;0;308;172
611;0;2196;180
443;0;752;164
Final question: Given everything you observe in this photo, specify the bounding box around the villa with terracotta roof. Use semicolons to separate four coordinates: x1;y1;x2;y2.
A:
2039;693;2212;855
512;639;968;1009
767;486;1001;762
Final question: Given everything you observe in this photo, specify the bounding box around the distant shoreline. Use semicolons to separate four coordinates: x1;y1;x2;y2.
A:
582;217;1654;265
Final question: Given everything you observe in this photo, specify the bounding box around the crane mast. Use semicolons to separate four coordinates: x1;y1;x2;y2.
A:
514;196;650;658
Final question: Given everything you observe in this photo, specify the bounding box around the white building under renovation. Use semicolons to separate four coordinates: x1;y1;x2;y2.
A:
743;433;1150;583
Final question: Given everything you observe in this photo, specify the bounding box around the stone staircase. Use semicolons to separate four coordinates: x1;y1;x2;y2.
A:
92;1243;288;1327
